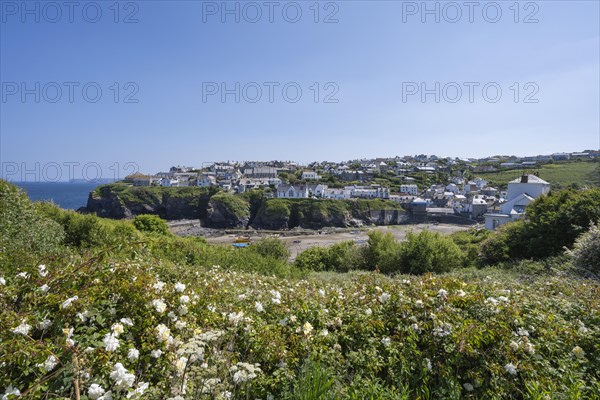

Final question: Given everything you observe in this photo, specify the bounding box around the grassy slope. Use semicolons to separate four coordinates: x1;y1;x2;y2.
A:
476;160;599;189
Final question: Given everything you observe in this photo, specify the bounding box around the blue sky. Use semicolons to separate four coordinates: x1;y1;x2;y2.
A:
1;0;599;180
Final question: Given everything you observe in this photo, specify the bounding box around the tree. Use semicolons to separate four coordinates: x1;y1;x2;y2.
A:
133;214;170;235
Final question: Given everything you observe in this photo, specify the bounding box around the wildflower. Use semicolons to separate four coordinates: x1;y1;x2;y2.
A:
151;349;162;358
103;333;120;352
12;320;31;336
77;311;90;322
320;329;329;336
365;308;372;316
61;296;78;309
179;295;190;304
485;297;498;305
230;362;261;384
153;281;165;291
39;319;52;330
302;322;314;336
88;384;105;400
2;385;20;399
425;358;432;371
456;289;466;297
504;363;517;375
155;324;171;343
175;357;188;376
411;323;419;331
39;284;50;292
517;327;529;337
572;346;585;359
120;318;134;326
318;289;326;296
379;292;390;303
128;348;140;361
110;363;135;390
37;355;59;372
415;300;424;308
175;320;187;330
523;342;535;354
0;277;5;285
254;301;264;312
127;382;149;399
178;305;188;315
509;341;519;351
463;383;474;392
16;272;29;279
228;311;245;326
111;323;124;336
498;296;509;302
381;337;391;347
437;289;448;299
151;299;167;313
38;264;48;277
174;282;186;292
271;290;282;304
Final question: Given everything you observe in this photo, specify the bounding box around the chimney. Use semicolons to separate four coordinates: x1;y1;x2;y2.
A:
520;175;528;183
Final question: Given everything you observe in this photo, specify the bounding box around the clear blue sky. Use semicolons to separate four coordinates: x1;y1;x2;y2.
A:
1;0;599;180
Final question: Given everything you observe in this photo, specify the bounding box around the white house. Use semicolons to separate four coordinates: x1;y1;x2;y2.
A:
275;184;309;198
400;184;419;195
301;170;320;180
160;178;180;187
197;174;216;187
484;175;550;229
323;188;352;200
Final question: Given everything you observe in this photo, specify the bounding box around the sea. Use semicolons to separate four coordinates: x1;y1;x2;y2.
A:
14;181;111;210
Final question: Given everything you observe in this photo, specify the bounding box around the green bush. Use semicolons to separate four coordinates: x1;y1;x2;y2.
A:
397;230;464;274
0;180;65;267
364;230;402;273
566;222;600;278
250;238;290;261
294;247;330;272
133;214;171;235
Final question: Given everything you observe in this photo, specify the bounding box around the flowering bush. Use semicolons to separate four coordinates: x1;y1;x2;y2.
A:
566;221;600;278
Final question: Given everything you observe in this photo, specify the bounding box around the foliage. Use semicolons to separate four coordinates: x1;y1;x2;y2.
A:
249;238;290;261
209;192;250;219
450;229;491;267
396;230;464;274
133;214;171;235
295;242;364;273
364;230;402;273
480;189;600;263
566;221;600;278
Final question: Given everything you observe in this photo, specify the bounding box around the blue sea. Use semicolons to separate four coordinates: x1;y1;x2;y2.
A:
14;182;107;210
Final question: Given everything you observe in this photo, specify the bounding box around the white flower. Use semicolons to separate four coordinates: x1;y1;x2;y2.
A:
37;355;59;372
415;300;424;308
0;277;5;285
111;323;124;336
302;322;313;336
179;295;190;304
151;349;162;358
2;385;20;399
155;324;171;343
77;310;90;322
572;346;585;359
174;282;186;292
504;363;517;375
103;333;120;352
485;297;499;305
365;308;372;316
379;292;390;303
39;284;50;292
271;290;282;304
463;382;474;392
12;320;31;336
425;358;432;371
153;281;165;291
498;296;509;302
126;382;149;399
151;299;167;313
128;348;140;361
61;296;78;309
510;341;519;351
455;289;466;297
16;271;29;279
318;289;326;296
120;318;134;326
381;337;391;347
175;356;188;376
437;289;448;298
110;363;135;390
178;305;188;315
38;264;48;277
255;302;264;312
523;342;535;354
320;329;329;336
39;319;52;329
517;327;529;337
88;383;105;400
228;311;245;326
410;323;419;331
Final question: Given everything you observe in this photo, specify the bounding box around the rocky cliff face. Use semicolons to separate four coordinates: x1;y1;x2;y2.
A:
84;185;410;229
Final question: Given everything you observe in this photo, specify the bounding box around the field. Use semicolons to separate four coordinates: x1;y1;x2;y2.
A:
477;160;599;189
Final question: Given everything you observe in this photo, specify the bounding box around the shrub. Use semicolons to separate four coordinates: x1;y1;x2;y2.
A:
294;247;330;272
133;214;171;235
250;238;290;261
364;230;401;273
0;180;65;267
397;230;464;274
566;222;600;278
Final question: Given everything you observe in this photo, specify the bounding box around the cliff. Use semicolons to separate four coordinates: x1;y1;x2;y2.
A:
83;184;408;229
